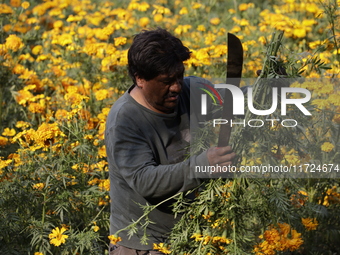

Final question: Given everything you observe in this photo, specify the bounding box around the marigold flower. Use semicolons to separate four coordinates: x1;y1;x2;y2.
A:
254;223;303;254
192;2;203;9
191;232;203;241
0;4;13;14
2;128;16;137
321;142;334;152
5;34;24;52
34;252;43;255
31;45;43;55
179;7;188;15
98;145;107;158
210;17;220;26
28;102;45;114
139;17;150;28
114;37;127;47
108;235;122;245
49;227;68;246
33;183;45;190
138;1;150;11
10;0;21;8
21;1;30;9
95;89;109;101
153;13;163;22
153;243;171;254
99;179;110;191
302;218;318;231
239;3;249;11
0;137;9;147
92;225;100;232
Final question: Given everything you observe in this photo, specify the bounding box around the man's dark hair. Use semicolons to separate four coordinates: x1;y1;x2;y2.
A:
128;28;191;84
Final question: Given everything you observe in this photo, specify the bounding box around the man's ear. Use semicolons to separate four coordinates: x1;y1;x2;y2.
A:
135;76;145;89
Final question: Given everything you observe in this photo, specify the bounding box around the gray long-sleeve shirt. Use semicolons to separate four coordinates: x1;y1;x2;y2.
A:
105;76;217;250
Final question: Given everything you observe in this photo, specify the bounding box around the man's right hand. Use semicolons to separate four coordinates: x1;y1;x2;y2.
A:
206;146;236;167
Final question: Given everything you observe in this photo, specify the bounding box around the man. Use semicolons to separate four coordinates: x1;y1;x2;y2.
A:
105;28;236;255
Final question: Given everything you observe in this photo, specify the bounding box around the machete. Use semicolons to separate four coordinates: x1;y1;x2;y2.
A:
217;33;243;147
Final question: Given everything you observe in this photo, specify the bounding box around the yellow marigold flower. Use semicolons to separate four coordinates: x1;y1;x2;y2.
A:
293;28;306;38
33;183;45;190
49;227;68;246
95;89;109;101
99;179;110;191
92;225;100;232
0;158;12;170
34;252;43;255
34;122;66;149
53;20;63;29
2;128;16;137
108;235;122;245
179;7;188;15
153;13;163;22
197;25;206;32
21;1;29;9
138;1;150;11
0;136;9;147
5;34;24;52
191;232;203;241
230;25;241;33
98;145;107;158
321;142;334;152
192;2;203;9
139;17;150;28
32;45;43;55
302;218;318;231
28;102;45;114
239;3;249;11
10;0;21;8
152;4;171;15
114;37;127;47
55;109;68;121
210;17;221;26
174;25;192;35
312;99;330;110
153;243;171;254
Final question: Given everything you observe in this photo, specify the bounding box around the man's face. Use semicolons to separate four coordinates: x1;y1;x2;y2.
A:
136;64;184;114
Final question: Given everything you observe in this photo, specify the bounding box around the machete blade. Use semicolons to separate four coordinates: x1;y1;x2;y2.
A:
217;33;243;147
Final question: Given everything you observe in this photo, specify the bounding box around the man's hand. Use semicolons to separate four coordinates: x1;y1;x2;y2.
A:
206;146;236;166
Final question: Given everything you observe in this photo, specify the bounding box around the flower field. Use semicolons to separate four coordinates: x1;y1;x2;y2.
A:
0;0;339;254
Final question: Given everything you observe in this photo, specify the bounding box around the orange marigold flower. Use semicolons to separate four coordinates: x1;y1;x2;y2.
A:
55;109;68;121
0;136;9;147
108;235;122;245
10;0;21;8
302;218;318;231
0;4;13;14
28;102;45;114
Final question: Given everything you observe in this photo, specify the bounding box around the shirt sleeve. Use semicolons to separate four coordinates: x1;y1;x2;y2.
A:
105;117;210;199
